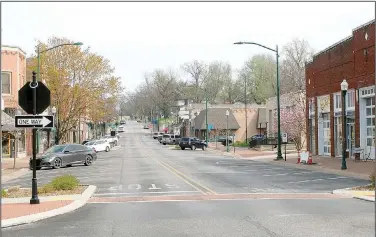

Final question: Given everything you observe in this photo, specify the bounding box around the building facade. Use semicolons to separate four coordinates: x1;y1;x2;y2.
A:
305;20;375;160
1;45;28;158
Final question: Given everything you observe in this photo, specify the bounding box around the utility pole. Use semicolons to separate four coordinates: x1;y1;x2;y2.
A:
205;89;208;144
245;76;248;144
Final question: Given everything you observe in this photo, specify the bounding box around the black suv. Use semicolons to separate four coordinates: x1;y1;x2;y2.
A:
179;137;207;150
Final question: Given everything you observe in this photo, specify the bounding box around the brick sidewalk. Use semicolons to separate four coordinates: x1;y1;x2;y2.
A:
1;157;30;183
208;143;375;179
1;200;73;220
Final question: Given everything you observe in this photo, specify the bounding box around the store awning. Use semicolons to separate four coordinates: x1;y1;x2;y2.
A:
1;111;23;132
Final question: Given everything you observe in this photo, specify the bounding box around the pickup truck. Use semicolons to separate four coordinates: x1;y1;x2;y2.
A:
103;135;118;146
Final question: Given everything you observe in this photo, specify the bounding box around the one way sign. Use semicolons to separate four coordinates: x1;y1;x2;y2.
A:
15;115;54;128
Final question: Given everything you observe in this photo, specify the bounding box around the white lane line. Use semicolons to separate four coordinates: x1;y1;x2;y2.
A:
289;177;349;184
275;214;309;217
93;190;200;196
263;173;290;177
291;171;314;175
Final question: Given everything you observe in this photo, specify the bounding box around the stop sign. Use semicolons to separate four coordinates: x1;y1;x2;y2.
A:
18;81;51;114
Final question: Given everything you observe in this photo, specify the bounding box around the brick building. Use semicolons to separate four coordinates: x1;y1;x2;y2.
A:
1;45;28;158
305;20;375;160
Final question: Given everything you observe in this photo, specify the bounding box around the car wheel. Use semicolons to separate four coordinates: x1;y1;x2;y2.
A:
191;145;196;150
181;147;185;150
163;143;166;145
53;158;62;169
202;146;206;151
114;141;118;146
36;167;42;170
106;146;110;152
84;155;93;166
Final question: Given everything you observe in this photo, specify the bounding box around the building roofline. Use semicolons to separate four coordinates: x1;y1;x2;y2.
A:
311;35;352;59
352;19;375;32
308;19;374;63
1;45;27;55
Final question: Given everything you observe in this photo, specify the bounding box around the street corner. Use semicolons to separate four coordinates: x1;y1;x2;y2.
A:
1;185;97;228
332;186;375;202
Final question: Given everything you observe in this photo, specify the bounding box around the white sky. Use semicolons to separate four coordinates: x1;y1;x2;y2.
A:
1;2;375;92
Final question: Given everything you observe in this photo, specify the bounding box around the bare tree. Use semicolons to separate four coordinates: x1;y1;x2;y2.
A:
280;38;314;94
181;60;207;103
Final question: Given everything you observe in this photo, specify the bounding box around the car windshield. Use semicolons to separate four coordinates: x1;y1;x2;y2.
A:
163;134;170;138
86;141;95;145
44;145;66;154
181;137;189;141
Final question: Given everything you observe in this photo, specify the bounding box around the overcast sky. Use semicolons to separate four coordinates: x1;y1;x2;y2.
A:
2;2;374;91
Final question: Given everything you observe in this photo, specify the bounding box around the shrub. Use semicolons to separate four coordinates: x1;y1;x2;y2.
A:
370;172;375;188
233;141;248;147
2;189;7;198
38;183;55;194
50;175;79;191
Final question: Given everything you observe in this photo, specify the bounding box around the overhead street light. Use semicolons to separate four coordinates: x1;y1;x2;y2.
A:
234;41;283;160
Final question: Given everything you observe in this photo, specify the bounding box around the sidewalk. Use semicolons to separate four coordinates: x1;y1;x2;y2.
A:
1;185;96;228
2;200;73;220
1;157;30;183
208;143;375;180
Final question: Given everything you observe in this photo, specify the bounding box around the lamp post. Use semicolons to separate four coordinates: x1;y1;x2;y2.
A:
234;41;283;160
51;106;57;145
205;89;208;144
341;79;348;170
226;109;230;152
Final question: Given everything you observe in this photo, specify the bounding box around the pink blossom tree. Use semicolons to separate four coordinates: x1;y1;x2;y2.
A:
273;92;306;151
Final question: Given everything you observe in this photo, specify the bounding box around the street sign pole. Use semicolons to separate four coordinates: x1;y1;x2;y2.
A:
30;71;40;205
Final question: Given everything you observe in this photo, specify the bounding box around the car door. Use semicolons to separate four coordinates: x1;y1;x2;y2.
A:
96;141;105;151
193;138;203;148
63;145;79;164
72;144;87;163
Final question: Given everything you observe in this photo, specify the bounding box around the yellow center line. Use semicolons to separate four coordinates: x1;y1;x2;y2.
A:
150;157;217;195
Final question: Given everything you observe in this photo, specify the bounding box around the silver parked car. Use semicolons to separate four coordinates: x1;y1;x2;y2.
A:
29;144;97;170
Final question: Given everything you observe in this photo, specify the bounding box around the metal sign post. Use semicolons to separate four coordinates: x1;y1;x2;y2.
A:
30;72;40;204
18;71;51;205
282;133;288;161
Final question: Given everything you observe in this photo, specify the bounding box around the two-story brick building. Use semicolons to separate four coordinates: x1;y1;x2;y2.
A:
305;20;375;160
1;45;28;158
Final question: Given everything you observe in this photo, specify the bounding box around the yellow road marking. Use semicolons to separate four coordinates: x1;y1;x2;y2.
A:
150;157;217;195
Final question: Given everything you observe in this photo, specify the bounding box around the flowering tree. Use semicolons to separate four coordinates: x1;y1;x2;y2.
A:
273;92;306;151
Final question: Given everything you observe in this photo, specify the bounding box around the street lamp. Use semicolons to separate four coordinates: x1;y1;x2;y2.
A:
29;42;83;205
226;109;230;152
234;41;283;160
341;79;348;170
51;106;57;145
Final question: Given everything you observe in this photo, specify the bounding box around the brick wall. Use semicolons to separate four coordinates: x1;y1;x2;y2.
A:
305;20;375;157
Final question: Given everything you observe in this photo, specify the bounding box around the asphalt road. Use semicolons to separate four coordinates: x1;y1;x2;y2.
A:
3;121;375;236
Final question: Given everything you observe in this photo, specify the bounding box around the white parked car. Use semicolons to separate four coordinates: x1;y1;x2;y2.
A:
103;135;118;146
118;126;125;133
85;140;111;152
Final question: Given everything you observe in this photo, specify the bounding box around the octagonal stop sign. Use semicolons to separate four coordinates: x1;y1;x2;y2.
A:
18;81;51;114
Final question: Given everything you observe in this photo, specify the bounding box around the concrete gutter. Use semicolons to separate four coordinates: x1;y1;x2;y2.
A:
333;186;375;202
1;185;96;228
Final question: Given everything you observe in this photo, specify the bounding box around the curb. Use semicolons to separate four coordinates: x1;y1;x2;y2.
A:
1;185;97;228
332;186;375;202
